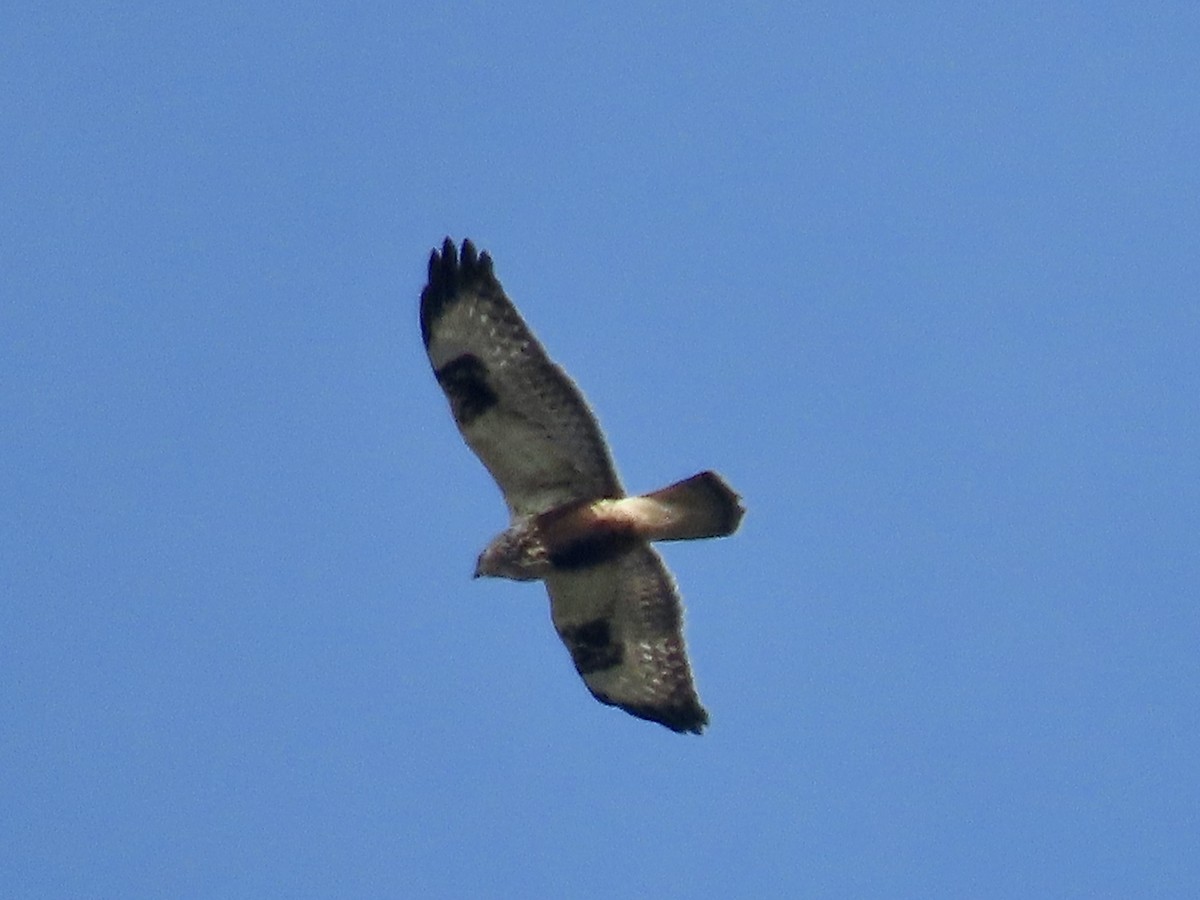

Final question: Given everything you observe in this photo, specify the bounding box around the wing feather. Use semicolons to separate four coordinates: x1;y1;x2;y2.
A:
545;544;708;734
420;238;622;517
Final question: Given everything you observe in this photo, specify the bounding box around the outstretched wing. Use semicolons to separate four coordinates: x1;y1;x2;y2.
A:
545;545;708;734
420;238;623;517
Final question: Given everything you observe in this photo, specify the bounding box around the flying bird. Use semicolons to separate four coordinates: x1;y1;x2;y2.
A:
419;238;743;733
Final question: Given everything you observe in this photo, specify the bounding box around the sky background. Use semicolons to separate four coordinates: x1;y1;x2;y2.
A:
4;4;1199;897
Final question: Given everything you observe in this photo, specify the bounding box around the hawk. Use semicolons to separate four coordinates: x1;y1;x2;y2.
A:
419;238;744;733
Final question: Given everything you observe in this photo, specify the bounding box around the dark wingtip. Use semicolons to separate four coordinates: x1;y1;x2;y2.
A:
624;700;709;735
670;701;709;735
419;237;500;348
595;689;707;734
428;236;457;281
586;681;709;734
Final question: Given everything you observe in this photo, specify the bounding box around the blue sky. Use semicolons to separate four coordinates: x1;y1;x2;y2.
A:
4;4;1199;897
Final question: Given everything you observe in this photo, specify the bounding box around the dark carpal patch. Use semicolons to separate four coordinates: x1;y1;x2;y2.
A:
435;354;498;424
561;619;623;674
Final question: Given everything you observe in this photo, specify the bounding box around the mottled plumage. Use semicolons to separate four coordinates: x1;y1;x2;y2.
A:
420;238;743;733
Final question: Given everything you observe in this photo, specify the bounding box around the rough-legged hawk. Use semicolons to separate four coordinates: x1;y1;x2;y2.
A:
419;238;743;734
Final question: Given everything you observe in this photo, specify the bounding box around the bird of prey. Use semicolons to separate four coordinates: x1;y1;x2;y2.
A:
419;238;743;733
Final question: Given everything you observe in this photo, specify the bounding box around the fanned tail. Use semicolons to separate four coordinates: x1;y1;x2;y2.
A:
637;471;744;541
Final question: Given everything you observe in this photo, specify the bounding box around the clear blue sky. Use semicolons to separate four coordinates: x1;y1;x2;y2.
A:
4;4;1198;897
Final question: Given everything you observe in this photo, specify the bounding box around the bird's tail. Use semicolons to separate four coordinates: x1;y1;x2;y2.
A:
634;471;745;541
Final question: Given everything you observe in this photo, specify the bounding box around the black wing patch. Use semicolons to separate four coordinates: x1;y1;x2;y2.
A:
434;353;499;426
560;619;624;674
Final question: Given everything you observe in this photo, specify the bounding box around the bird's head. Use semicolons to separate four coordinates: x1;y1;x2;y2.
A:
473;545;500;579
473;526;543;582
